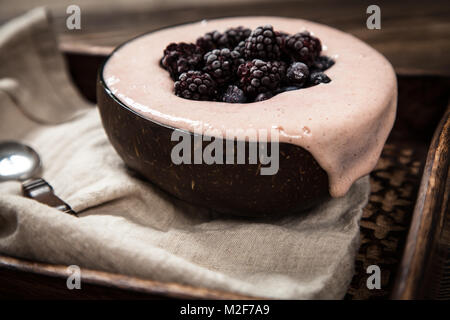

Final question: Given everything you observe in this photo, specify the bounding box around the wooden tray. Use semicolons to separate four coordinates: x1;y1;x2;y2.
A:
0;46;448;300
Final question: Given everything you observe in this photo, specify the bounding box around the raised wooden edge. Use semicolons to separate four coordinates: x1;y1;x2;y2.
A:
0;254;257;300
58;42;450;78
59;42;114;57
391;104;450;299
1;43;447;300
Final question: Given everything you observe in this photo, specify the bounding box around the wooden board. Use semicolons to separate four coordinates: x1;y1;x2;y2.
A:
0;48;448;299
0;0;449;299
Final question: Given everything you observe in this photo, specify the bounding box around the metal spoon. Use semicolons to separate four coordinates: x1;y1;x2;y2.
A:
0;141;75;215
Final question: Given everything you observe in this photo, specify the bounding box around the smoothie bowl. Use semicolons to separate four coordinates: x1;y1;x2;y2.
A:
97;16;397;216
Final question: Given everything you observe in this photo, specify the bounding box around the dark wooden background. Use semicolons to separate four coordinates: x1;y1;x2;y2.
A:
0;0;449;300
1;0;449;75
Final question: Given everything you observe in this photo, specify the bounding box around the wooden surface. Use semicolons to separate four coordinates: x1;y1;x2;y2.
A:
392;106;450;299
0;0;449;299
346;74;449;299
1;54;448;298
0;255;253;299
4;0;447;76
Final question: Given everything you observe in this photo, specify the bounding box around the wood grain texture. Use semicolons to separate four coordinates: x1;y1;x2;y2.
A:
391;105;450;299
1;1;449;74
0;255;254;300
53;0;450;76
1;48;449;298
0;0;449;299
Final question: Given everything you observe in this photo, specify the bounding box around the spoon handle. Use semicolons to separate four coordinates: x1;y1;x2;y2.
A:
22;178;76;215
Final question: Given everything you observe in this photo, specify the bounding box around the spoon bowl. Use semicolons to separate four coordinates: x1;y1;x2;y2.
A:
0;141;75;215
0;141;41;181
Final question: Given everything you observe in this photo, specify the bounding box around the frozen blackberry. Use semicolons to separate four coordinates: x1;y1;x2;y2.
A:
312;56;335;71
244;25;282;60
233;40;246;56
196;30;228;52
237;59;286;97
174;71;218;101
308;71;331;86
254;92;273;102
224;26;252;48
203;48;244;85
222;85;246;103
284;31;322;66
286;62;310;87
162;25;332;103
162;43;204;80
276;31;292;62
275;30;289;49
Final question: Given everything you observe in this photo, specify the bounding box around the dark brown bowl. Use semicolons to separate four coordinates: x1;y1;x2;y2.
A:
96;33;329;217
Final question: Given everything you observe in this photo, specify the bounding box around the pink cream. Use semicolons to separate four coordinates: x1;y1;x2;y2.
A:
103;16;397;198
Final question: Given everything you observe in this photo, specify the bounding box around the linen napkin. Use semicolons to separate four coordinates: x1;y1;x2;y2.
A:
0;7;370;299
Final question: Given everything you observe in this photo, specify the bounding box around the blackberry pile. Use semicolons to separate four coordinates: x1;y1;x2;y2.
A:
237;59;286;98
161;25;334;103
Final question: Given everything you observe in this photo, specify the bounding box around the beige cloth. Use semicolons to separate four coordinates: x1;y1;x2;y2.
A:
0;8;370;299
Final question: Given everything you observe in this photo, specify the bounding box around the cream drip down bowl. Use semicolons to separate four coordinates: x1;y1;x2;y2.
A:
97;16;397;216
